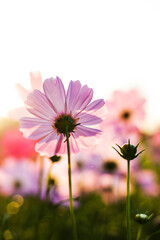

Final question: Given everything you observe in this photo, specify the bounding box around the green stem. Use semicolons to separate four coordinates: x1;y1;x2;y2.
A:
46;162;54;199
66;131;78;240
127;160;131;240
136;225;142;240
38;156;44;197
145;229;160;240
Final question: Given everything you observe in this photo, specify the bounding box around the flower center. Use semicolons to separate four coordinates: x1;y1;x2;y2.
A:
54;114;78;134
121;110;131;120
14;180;22;190
103;160;118;173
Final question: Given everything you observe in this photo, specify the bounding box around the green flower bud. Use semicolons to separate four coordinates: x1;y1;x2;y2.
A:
50;155;61;163
112;139;145;161
135;213;153;224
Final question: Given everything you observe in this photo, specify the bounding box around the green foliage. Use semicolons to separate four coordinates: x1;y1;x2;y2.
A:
0;193;160;240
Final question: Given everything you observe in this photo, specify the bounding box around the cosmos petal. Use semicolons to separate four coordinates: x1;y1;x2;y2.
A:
30;71;43;92
85;99;105;111
72;130;101;149
23;126;55;140
25;89;56;120
20;117;52;128
69;134;79;153
66;80;93;116
66;80;82;114
85;99;107;120
16;83;30;101
35;132;60;157
20;117;54;139
77;113;102;125
8;107;32;120
43;77;65;114
75;125;101;137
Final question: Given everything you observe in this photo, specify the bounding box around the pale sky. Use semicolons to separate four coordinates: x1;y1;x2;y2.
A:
0;0;160;131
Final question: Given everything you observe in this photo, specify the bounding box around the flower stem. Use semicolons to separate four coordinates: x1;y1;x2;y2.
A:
46;161;54;199
38;156;44;197
127;160;131;240
136;225;142;240
66;131;78;240
145;229;160;240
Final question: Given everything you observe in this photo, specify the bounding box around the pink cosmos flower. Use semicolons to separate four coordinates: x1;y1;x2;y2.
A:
106;89;146;128
20;77;106;156
0;158;39;196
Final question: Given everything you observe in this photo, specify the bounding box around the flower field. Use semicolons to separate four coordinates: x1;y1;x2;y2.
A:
0;74;160;240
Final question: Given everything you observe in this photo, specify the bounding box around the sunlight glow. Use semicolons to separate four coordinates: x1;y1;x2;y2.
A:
0;0;160;131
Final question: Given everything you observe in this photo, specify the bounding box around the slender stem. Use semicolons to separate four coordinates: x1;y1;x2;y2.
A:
46;162;54;199
66;131;78;240
145;229;160;240
127;160;131;240
136;225;142;240
38;156;44;197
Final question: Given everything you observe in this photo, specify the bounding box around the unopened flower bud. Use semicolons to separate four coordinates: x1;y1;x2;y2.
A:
135;213;153;224
112;139;145;161
50;155;61;163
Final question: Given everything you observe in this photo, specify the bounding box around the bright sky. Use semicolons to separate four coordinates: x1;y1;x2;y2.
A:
0;0;160;131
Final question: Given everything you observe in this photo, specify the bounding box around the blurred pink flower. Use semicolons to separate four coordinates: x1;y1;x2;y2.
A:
16;71;43;101
8;71;43;120
0;158;39;196
148;129;160;163
98;173;131;203
20;77;106;156
106;89;146;128
134;169;159;196
97;89;145;155
49;156;100;199
0;128;37;160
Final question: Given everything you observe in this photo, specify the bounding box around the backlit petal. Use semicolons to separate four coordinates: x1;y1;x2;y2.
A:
78;113;102;125
30;71;43;92
66;81;93;116
43;77;65;114
25;89;56;120
16;83;30;101
35;132;59;157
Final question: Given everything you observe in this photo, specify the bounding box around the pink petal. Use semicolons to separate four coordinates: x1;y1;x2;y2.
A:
35;132;60;157
25;89;56;120
85;99;107;120
66;81;93;116
8;107;32;120
20;117;52;128
24;126;54;140
43;77;65;114
55;134;63;154
85;99;105;112
72;130;101;149
20;117;54;139
75;125;101;137
66;80;82;113
30;71;43;92
78;113;102;125
54;134;79;154
55;135;67;154
16;83;30;101
69;135;79;153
